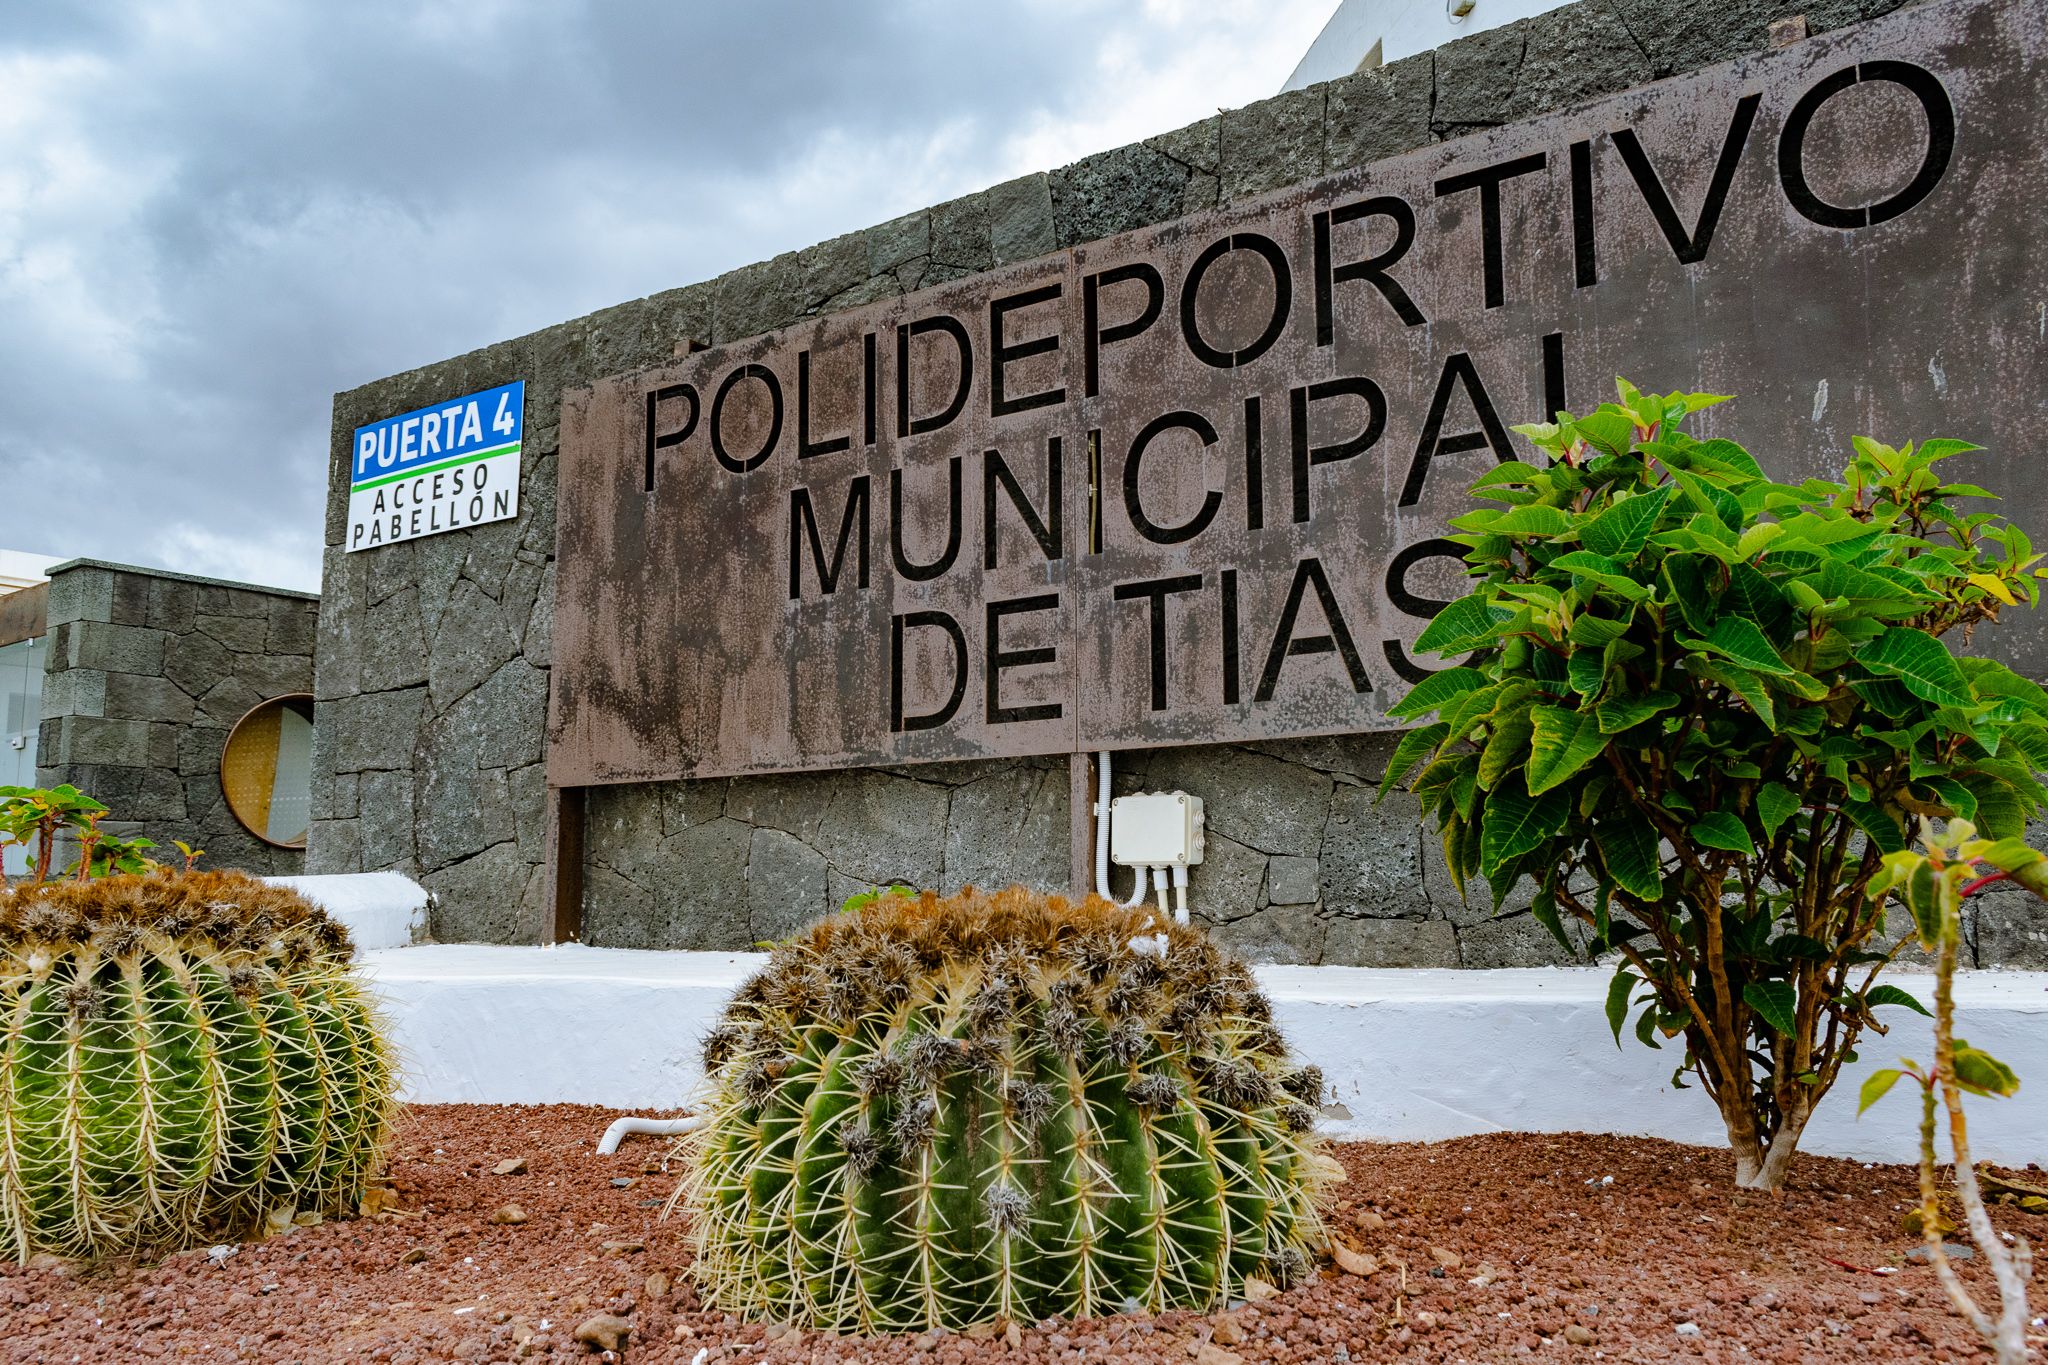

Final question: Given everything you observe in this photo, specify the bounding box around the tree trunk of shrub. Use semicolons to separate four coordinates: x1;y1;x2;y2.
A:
1724;1097;1811;1192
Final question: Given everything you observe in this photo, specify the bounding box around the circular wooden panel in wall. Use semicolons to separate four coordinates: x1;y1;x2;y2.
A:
220;694;316;849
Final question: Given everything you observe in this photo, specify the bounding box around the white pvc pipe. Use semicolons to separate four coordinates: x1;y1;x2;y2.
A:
596;1114;704;1155
1093;751;1148;907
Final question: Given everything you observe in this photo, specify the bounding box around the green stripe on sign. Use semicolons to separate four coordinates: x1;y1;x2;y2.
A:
351;443;520;491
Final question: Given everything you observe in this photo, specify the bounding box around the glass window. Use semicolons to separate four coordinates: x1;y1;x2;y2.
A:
221;695;315;848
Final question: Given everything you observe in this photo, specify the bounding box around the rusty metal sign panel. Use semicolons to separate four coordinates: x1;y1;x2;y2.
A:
550;0;2048;787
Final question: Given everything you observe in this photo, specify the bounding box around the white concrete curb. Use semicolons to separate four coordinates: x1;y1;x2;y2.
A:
358;945;2048;1167
269;872;429;951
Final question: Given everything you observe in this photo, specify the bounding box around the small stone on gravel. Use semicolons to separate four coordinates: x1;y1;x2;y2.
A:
1906;1241;1976;1261
491;1156;527;1175
610;1177;635;1188
1565;1324;1597;1345
574;1312;632;1352
490;1203;529;1225
1675;1321;1703;1337
399;1247;429;1265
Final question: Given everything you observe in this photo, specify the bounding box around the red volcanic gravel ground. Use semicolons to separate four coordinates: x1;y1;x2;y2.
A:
0;1103;2039;1363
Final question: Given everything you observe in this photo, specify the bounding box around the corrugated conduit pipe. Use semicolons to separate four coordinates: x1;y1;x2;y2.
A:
1095;750;1150;909
596;1113;705;1155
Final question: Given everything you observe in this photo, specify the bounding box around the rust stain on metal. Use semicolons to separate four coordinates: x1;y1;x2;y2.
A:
549;0;2048;787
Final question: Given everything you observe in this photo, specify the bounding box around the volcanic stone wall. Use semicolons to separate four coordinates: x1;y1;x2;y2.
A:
35;560;317;876
312;0;2046;968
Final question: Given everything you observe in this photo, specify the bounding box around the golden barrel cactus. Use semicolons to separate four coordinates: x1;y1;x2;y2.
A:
0;872;396;1261
678;887;1336;1332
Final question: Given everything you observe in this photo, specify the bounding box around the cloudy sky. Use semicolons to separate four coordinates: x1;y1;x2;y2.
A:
0;0;1336;591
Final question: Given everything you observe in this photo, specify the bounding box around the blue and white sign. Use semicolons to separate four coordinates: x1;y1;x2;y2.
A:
346;381;524;551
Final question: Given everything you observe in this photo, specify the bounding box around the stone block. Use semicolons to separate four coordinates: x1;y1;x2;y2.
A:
653;818;754;949
145;577;198;634
985;174;1057;264
587;785;668;882
238;652;313;699
521;561;555;666
1975;893;2048;968
1498;3;1657;124
1201;902;1325;965
1322;916;1460;967
1131;744;1332;858
509;761;550;864
177;723;229;779
867;209;931;277
1050;145;1192;248
930;193;994;274
724;771;834;842
812;770;949;887
1457;910;1589;968
195;675;263;730
1220;85;1324;203
712;251;804;344
327;687;427;773
1321;784;1433;918
306;818;362;875
67;621;167;676
1145;114;1221;213
420;656;547;774
1605;0;1872;79
1190;831;1267;920
426;579;521;714
266;599;317;655
580;862;660;949
44;566;115;627
424;842;540;944
161;630;233;704
359;768;420;872
943;765;1068;894
50;716;153;768
1267;854;1320;905
748;826;830;943
109;572;152;627
195;584;272;618
38;668;106;720
1324;52;1436;171
659;776;728;835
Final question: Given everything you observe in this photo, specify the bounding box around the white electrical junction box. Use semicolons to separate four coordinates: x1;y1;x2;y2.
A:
1109;790;1206;868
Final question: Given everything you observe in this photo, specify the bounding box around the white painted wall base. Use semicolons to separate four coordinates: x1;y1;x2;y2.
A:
359;945;2048;1167
270;872;429;951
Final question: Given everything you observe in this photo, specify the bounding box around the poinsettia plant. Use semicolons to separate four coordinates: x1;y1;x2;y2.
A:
1383;379;2048;1190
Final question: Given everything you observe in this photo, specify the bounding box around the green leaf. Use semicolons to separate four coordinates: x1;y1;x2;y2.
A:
1690;659;1776;731
1857;1068;1905;1115
1756;782;1802;839
1377;723;1451;800
1687;438;1765;480
1478;702;1538;790
1698;616;1792;676
1597;817;1663;899
1580;487;1672;560
1526;706;1607;795
1692;811;1756;857
1952;1040;2021;1099
1596;690;1678;735
1479;781;1571;875
1387;667;1489;720
1863;984;1931;1018
1605;970;1638;1047
1744;980;1797;1037
1841;799;1908;855
1415;593;1512;655
1489;504;1577;537
1855;627;1974;709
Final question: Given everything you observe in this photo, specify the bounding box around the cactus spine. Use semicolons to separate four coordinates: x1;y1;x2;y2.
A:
680;887;1335;1331
0;872;396;1261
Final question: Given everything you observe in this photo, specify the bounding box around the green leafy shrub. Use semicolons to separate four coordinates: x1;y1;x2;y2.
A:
679;886;1335;1331
1386;380;2048;1190
0;871;397;1261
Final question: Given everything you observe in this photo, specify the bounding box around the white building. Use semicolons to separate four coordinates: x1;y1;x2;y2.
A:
0;549;52;597
1284;0;1571;91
